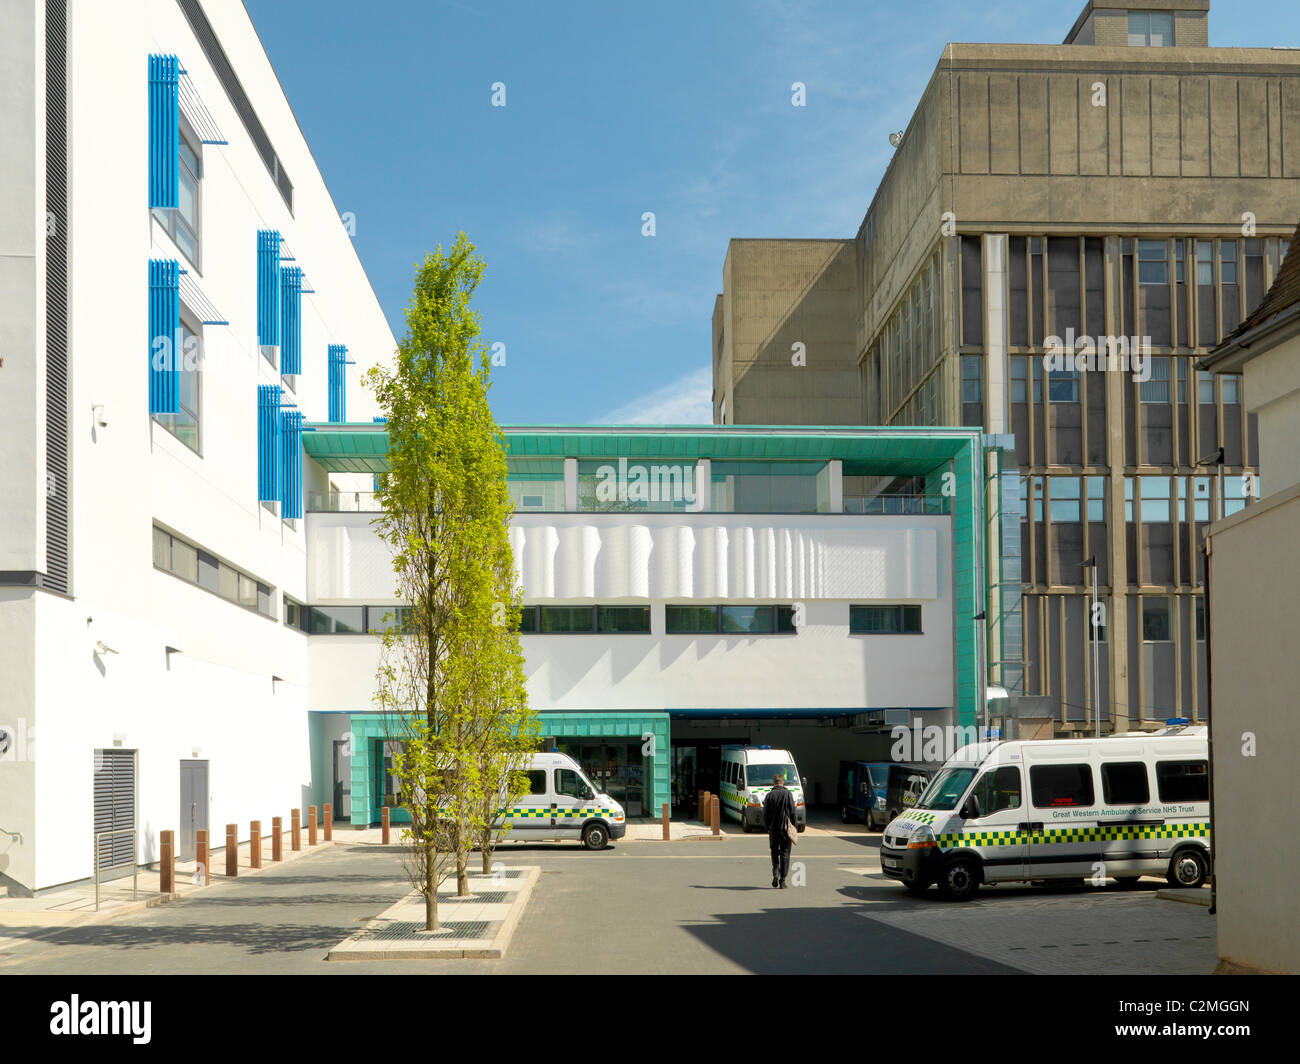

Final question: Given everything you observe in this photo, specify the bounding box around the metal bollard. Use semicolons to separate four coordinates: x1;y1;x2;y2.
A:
159;830;175;893
225;824;238;877
308;806;318;847
291;808;301;851
195;829;209;886
382;806;390;845
661;802;670;841
323;803;332;842
272;816;283;861
711;797;720;836
250;821;262;869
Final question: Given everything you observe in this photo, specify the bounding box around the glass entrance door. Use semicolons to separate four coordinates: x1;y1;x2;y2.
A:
561;740;644;817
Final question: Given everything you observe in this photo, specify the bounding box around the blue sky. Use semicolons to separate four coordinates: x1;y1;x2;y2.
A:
245;0;1295;425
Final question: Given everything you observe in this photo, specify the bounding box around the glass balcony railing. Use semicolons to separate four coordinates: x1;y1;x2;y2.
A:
843;494;950;516
307;490;381;513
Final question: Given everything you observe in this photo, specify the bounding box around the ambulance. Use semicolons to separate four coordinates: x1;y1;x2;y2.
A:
719;745;807;833
498;752;626;850
879;727;1210;900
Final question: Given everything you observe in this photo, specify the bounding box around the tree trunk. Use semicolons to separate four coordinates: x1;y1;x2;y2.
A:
481;833;493;875
424;885;438;931
457;848;469;896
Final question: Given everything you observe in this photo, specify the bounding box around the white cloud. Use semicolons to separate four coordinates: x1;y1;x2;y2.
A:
596;366;714;425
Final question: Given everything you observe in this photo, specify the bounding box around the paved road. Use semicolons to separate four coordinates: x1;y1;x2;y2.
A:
0;834;1216;975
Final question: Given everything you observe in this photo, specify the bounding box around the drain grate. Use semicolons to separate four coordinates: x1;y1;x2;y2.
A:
445;890;511;904
367;920;493;941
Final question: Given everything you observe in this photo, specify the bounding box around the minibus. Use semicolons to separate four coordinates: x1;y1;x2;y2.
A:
880;728;1209;900
498;752;626;850
720;746;807;833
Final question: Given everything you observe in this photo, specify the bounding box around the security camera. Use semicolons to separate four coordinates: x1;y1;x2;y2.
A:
94;640;118;656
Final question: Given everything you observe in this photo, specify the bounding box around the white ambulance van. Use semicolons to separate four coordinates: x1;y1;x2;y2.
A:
498;752;626;850
880;727;1209;900
719;746;807;833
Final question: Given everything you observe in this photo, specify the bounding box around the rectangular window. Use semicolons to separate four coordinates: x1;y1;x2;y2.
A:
1137;240;1168;285
1101;762;1151;805
971;765;1022;815
1197;370;1215;405
776;605;797;633
1176;359;1187;404
1129;10;1173;46
666;605;718;634
596;606;651;634
1029;763;1095;808
1142;598;1171;641
720;605;775;634
1048;367;1079;403
1220;241;1238;284
538;606;595;634
518;605;538;633
1175;239;1185;283
1222;375;1240;405
1139;356;1170;404
960;356;983;402
1195;597;1205;640
1086;477;1106;522
367;606;414;635
849;605;922;634
1196;241;1214;287
307;606;364;634
525;770;548;796
154;525;273;618
1048;477;1081;523
284;596;307;631
1140;477;1171;524
152;129;201;266
1010;357;1027;403
1155;760;1209;803
154;315;201;453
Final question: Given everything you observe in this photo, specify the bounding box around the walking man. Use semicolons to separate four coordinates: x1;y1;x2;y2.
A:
762;772;797;888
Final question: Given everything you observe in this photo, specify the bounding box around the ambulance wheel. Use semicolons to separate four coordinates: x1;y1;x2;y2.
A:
741;818;754;834
1166;848;1208;889
1115;876;1143;890
937;856;981;901
581;822;609;851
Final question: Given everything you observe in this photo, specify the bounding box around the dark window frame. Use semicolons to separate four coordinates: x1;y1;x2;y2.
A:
152;524;273;620
1155;760;1209;803
1028;763;1096;809
665;604;798;635
849;604;923;635
1101;761;1151;805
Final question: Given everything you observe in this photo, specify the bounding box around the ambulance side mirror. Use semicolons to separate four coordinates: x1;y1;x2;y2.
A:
961;795;981;820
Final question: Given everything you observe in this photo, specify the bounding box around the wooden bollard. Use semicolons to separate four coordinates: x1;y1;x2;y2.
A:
272;816;283;861
159;830;175;893
308;806;318;847
701;792;712;825
381;806;390;844
225;824;238;877
291;808;301;851
195;829;209;886
323;803;332;841
250;821;262;869
661;802;670;841
711;796;720;836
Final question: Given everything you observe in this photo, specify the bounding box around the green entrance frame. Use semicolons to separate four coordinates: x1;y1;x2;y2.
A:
345;711;671;827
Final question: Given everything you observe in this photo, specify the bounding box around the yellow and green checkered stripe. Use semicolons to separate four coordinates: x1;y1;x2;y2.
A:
897;811;937;826
503;806;617;820
936;822;1210;849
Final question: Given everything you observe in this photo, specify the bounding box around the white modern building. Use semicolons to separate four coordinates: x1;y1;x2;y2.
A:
0;0;392;895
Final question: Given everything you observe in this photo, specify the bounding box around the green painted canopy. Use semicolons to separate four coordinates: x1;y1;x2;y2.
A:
302;423;983;476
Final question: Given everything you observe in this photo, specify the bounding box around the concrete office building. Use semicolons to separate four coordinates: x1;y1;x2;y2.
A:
1200;223;1300;975
0;0;392;895
300;425;994;825
712;0;1300;734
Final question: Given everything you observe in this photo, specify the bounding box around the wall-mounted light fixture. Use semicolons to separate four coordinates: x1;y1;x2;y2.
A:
92;404;108;427
94;640;118;656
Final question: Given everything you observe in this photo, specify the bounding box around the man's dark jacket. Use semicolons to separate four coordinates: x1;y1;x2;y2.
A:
762;783;797;837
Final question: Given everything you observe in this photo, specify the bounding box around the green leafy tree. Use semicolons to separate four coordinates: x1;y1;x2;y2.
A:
365;233;535;930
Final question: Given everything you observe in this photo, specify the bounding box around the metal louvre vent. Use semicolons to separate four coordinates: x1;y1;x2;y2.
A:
93;750;137;875
175;0;292;211
44;0;70;594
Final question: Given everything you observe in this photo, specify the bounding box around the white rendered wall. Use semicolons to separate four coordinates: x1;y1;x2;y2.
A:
0;0;396;892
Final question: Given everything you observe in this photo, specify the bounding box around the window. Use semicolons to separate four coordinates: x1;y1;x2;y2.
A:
153;315;201;453
849;605;922;634
1010;357;1027;403
1140;477;1171;524
525;770;547;796
284;596;307;631
1048;477;1081;523
1029;763;1095;808
1048;367;1079;403
665;605;795;634
1220;242;1238;284
1086;477;1106;522
1197;370;1215;405
596;606;651;633
518;606;538;633
969;766;1022;816
555;769;594;800
152;127;201;266
1129;10;1174;46
538;606;595;633
1137;240;1168;285
1155;761;1209;803
367;606;414;635
960;356;983;402
1101;762;1150;805
1175;240;1186;283
1140;357;1170;404
1196;241;1214;286
307;606;364;634
1142;598;1171;641
1224;475;1254;517
1195;597;1205;640
666;605;719;634
1222;375;1240;405
1176;359;1187;404
153;525;273;618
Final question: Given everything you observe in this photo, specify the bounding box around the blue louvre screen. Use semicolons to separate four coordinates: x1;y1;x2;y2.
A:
149;259;180;414
280;266;302;374
148;54;179;209
257;230;281;348
328;344;353;422
257;385;282;503
280;407;305;519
